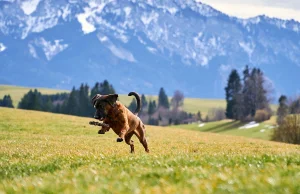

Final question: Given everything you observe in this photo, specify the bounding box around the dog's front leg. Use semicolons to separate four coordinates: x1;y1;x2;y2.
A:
116;113;129;142
98;125;110;134
116;127;128;142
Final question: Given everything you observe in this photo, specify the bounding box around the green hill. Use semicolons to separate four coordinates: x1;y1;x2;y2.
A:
0;107;299;193
172;116;277;141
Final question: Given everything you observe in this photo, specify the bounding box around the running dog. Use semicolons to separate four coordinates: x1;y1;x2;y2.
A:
91;92;149;153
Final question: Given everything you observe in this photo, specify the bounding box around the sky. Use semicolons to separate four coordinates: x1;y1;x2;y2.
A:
199;0;300;22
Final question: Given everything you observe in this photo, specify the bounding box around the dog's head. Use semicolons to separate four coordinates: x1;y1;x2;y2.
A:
91;94;118;121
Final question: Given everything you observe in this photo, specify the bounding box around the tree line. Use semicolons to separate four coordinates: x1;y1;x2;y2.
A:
15;80;201;126
18;80;115;117
225;65;300;144
225;65;272;122
126;88;201;125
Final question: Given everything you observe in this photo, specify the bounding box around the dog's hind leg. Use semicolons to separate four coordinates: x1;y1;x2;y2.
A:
125;131;135;153
135;124;149;153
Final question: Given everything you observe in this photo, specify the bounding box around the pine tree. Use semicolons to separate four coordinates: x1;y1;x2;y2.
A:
141;94;148;112
197;111;202;121
225;69;242;120
255;68;270;111
91;82;101;98
242;66;253;119
128;98;137;113
148;100;156;115
1;95;14;108
277;95;289;125
158;87;169;109
78;83;90;116
290;97;300;114
18;89;43;110
63;87;80;115
43;97;53;112
90;80;116;97
241;66;271;120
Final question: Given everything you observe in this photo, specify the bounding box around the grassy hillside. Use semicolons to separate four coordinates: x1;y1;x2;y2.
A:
0;107;299;193
0;85;68;108
173;116;277;141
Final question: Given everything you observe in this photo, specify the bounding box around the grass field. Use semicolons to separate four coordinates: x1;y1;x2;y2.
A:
0;107;299;193
173;117;277;141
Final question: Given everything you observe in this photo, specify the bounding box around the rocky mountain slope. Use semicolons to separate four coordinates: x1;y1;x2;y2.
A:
0;0;299;98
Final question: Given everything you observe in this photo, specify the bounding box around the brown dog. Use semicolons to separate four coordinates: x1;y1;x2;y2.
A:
91;92;149;153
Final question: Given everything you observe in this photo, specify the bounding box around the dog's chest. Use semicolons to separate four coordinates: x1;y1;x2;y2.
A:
107;108;125;127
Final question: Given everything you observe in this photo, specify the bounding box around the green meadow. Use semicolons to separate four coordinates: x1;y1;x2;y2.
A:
0;107;299;193
173;116;277;141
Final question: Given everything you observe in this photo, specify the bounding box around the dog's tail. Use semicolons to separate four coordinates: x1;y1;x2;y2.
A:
128;92;141;115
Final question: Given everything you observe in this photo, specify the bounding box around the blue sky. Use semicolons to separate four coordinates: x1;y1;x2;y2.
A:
199;0;300;21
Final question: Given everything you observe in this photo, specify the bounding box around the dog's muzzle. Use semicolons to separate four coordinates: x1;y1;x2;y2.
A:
94;115;105;121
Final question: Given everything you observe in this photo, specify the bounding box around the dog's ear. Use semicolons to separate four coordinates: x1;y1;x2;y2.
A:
91;94;101;106
106;94;118;107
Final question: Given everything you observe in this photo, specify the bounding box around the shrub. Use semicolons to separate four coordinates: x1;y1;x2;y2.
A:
272;114;300;144
254;109;271;122
207;108;226;122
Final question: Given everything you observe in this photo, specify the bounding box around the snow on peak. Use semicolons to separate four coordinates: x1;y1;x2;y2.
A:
141;11;159;27
21;0;41;15
76;0;112;34
239;41;255;58
34;38;68;60
28;44;38;58
0;43;6;52
97;34;136;62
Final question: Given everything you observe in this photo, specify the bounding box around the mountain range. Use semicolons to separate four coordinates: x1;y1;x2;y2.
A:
0;0;299;98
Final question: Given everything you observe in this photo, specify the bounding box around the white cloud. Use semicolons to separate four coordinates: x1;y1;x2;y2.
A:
21;0;41;15
35;38;68;60
0;43;6;52
199;0;300;22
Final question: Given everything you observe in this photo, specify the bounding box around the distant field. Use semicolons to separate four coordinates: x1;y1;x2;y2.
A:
0;85;229;115
173;116;278;140
0;107;299;193
0;85;68;108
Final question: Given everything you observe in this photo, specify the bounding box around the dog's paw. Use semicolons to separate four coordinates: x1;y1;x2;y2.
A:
116;138;123;142
98;129;105;134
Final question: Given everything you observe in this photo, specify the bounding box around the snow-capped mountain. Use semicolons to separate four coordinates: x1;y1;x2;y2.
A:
0;0;299;98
